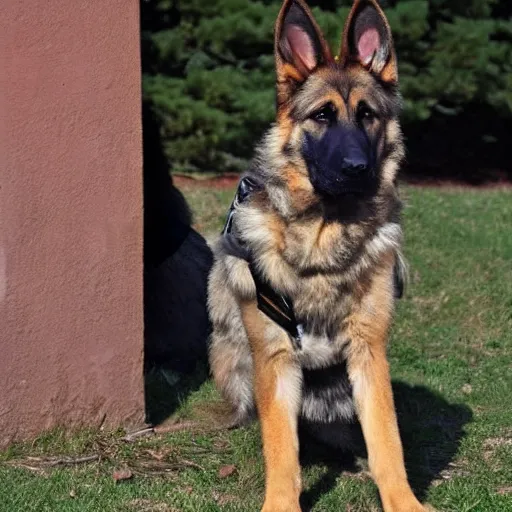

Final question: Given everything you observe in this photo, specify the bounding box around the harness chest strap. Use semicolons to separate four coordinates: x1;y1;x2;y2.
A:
222;177;303;350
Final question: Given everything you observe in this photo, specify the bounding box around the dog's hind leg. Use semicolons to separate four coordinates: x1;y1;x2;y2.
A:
208;262;256;425
241;300;302;512
209;330;255;426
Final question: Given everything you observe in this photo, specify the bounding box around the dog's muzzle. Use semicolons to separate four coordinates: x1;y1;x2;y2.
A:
303;125;377;197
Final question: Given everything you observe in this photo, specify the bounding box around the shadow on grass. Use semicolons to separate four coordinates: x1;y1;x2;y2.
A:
394;381;473;499
298;381;473;511
299;429;361;512
145;361;209;426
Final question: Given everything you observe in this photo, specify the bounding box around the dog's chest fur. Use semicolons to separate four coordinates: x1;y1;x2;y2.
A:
281;224;358;371
223;187;401;423
239;196;396;343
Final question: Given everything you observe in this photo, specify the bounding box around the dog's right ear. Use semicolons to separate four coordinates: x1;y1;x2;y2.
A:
275;0;332;107
339;0;398;83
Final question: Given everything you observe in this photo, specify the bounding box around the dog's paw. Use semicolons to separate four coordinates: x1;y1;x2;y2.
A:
261;497;301;512
261;507;300;512
261;506;300;512
393;503;436;512
384;494;436;512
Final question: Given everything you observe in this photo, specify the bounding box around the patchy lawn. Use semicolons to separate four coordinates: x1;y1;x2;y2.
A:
1;185;511;512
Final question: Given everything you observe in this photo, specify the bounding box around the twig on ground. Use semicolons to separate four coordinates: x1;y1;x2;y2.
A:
153;421;198;434
43;455;100;466
121;427;155;442
9;463;47;475
6;454;99;470
177;459;205;471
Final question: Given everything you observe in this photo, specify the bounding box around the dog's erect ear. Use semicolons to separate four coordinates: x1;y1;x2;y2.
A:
340;0;397;83
275;0;332;106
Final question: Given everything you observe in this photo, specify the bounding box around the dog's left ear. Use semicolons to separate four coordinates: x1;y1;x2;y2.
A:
340;0;397;83
275;0;332;106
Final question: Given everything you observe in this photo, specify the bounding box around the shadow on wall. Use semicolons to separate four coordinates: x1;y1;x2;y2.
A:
142;100;213;425
298;382;473;511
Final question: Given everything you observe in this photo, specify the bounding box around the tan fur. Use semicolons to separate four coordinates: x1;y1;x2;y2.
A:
242;300;302;511
345;257;425;511
208;1;430;510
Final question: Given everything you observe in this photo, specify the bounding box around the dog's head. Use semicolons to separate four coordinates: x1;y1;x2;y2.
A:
269;0;403;206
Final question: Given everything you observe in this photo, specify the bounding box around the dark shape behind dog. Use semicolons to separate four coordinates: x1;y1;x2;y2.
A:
142;100;212;416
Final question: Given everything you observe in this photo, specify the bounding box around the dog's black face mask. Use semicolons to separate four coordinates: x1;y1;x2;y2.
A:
303;125;379;198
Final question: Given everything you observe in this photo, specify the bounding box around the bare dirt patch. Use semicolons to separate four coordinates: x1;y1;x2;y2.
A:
173;170;512;192
482;435;512;462
173;173;239;190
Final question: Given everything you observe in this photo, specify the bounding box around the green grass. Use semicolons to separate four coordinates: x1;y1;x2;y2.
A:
1;186;511;511
180;185;235;235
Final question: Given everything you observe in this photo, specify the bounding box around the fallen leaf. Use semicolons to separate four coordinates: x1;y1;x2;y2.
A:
218;464;236;479
69;489;76;498
113;468;133;482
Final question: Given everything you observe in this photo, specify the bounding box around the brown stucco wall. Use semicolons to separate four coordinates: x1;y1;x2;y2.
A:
0;0;145;447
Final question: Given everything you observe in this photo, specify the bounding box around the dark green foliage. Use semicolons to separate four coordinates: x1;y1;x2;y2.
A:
142;0;512;175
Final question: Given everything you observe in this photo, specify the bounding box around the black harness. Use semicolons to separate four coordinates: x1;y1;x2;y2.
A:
222;177;303;350
221;177;404;350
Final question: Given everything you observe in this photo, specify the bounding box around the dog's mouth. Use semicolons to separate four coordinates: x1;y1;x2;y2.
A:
302;127;379;199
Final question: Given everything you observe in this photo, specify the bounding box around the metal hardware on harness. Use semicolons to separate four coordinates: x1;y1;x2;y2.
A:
222;176;260;238
222;177;303;350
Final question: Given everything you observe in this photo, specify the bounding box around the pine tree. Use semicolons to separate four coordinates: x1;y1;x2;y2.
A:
141;0;512;176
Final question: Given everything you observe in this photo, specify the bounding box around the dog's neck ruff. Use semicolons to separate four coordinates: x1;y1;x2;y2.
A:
222;176;304;350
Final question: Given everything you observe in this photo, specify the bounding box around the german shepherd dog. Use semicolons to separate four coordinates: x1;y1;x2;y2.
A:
208;1;428;510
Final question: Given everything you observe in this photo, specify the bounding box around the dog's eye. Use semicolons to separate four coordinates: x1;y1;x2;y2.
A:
356;102;377;124
311;103;337;125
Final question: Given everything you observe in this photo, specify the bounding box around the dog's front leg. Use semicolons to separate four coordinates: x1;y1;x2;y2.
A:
348;341;425;512
241;301;302;512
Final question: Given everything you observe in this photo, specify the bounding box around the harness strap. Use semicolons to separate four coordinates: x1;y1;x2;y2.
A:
222;177;303;350
249;261;303;350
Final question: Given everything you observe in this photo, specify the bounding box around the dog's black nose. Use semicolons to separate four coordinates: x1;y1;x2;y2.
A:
341;158;368;174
